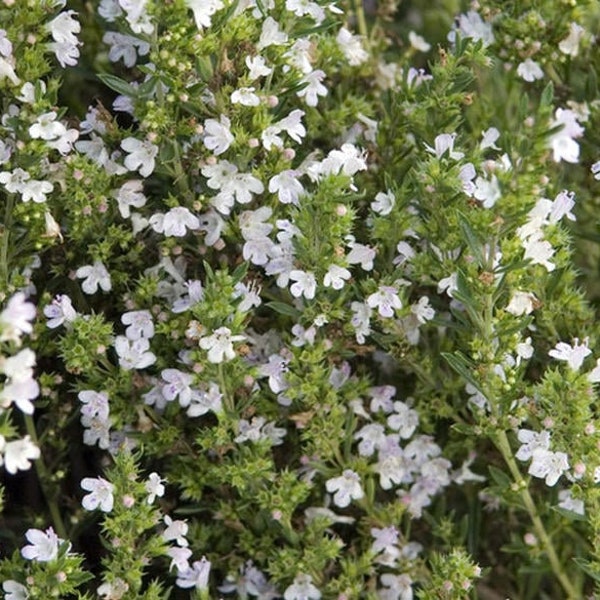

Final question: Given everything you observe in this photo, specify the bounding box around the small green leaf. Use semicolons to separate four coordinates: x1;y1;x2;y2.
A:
97;73;137;98
540;81;554;107
266;301;300;318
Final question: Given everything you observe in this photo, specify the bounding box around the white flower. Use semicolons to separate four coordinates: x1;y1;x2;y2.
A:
269;170;304;205
20;527;61;562
246;55;272;79
284;574;321;600
0;292;36;341
203;115;234;155
480;127;501;150
42;294;76;329
185;0;224;30
517;59;544;82
387;401;419;438
20;179;53;203
515;429;550;462
121;310;154;340
114;180;147;218
258;17;288;50
97;578;129;600
558;489;585;516
115;336;156;370
121;137;158;177
522;233;555;271
81;476;115;512
76;260;112;294
548;338;591;371
176;557;211;590
163;515;189;546
426;133;464;160
449;10;494;47
408;31;431;52
367;286;402;317
297;70;327;107
2;580;29;600
548;108;583;164
528;449;569;486
337;27;368;65
289;270;317;300
1;436;40;474
145;472;165;504
149;206;200;237
325;469;364;507
323;264;351;290
549;190;575;224
591;160;600;180
199;327;246;363
559;22;585;57
29;112;66;140
231;87;260;106
371;191;395;215
103;31;150;67
505;291;537;316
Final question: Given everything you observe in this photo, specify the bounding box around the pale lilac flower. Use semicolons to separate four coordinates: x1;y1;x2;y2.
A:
591;161;600;180
480;127;501;150
269;170;304;205
145;472;165;504
1;436;40;474
81;476;115;512
354;424;387;457
121;137;158;177
351;300;371;344
199;327;246;363
517;59;544;82
149;206;200;237
176;557;211;590
187;383;223;417
515;429;550;461
103;31;150;67
1;348;39;414
387;401;419;439
289;270;317;300
528;449;569;486
163;515;189;546
284;574;321;600
21;527;61;562
558;489;584;515
548;190;575;224
79;390;110;421
426;133;464;160
114;336;156;370
323;264;351;290
122;310;154;340
76;260;112;294
161;368;194;406
367;286;402;317
167;546;192;572
0;29;12;57
326;469;364;507
378;573;413;600
549;338;591;371
203;115;234;156
346;242;376;271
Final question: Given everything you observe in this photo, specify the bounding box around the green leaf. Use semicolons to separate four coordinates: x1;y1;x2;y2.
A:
487;465;512;489
97;73;137;98
573;557;600;582
441;351;484;394
540;81;554;108
266;301;301;318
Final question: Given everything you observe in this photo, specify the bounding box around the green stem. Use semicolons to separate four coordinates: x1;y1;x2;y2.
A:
217;363;234;414
354;0;368;41
24;414;68;539
494;430;578;599
1;192;14;291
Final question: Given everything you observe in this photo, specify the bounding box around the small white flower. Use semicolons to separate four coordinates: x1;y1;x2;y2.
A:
371;191;395;215
121;309;154;340
20;527;61;562
337;27;368;65
289;270;317;300
145;472;165;504
559;22;585;57
246;55;272;79
203;115;234;156
76;260;112;294
548;338;591;371
81;476;115;512
367;286;402;318
185;0;224;30
114;336;156;370
121;137;158;177
326;469;364;508
505;291;537;316
515;429;550;462
231;87;260;106
284;574;321;600
408;30;431;52
517;59;544;82
528;449;569;486
1;436;40;474
176;556;211;590
199;327;246;363
558;489;584;516
297;70;327;107
258;17;288;50
20;179;53;203
2;580;29;600
323;264;351;290
163;515;189;546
